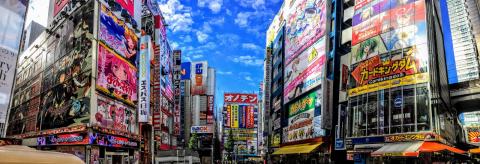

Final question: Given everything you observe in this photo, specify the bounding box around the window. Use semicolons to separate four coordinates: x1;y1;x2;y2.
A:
390;88;402;134
367;93;378;136
402;86;415;133
416;84;430;131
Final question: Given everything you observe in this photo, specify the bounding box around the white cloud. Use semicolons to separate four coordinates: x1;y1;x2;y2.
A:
245;76;253;81
192;54;204;59
216;33;240;47
158;0;194;33
198;0;223;13
196;31;209;43
242;43;262;51
171;41;179;50
209;17;225;26
232;55;264;66
202;22;213;33
217;71;233;75
226;9;232;16
234;12;251;27
234;10;273;28
237;0;266;10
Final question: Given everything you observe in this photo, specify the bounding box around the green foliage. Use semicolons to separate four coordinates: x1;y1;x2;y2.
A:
188;133;199;150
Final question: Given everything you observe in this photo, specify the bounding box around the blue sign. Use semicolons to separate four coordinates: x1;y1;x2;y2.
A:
180;62;191;80
394;97;402;108
351;136;385;144
335;139;345;150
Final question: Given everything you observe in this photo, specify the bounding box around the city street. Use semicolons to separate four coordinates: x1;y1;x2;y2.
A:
0;0;480;164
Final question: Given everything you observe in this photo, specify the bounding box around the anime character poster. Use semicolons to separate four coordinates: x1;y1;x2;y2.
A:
352;14;381;45
284;38;326;103
352;0;382;26
285;0;327;65
115;0;134;17
99;5;138;65
380;22;426;51
96;43;138;105
94;95;137;133
351;36;387;64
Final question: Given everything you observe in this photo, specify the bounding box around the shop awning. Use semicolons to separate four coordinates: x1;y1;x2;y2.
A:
272;142;323;155
469;148;480;154
371;141;466;157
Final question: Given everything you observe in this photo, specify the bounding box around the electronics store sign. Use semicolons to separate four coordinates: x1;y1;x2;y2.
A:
191;126;213;134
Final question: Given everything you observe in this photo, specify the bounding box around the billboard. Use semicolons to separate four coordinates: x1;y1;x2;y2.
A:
284;38;326;103
224;93;258;104
0;1;27;124
285;0;327;65
350;0;428;96
53;0;71;17
138;36;151;122
286;90;324;143
191;61;207;95
115;0;135;17
97;42;138;105
246;106;255;128
37;133;89;146
349;45;429;97
181;62;191;80
99;5;138;65
94;95;137;133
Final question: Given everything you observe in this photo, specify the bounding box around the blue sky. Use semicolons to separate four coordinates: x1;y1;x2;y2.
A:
157;0;282;107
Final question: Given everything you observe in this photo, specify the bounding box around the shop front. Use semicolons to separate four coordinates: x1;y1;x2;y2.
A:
346;133;467;164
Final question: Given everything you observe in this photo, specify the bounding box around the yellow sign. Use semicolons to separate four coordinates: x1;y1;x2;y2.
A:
384;133;431;142
348;73;429;97
231;105;239;128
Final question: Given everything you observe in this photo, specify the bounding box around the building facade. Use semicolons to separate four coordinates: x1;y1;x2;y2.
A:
340;0;463;163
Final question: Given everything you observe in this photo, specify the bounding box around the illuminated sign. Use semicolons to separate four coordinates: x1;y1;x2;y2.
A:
37;133;89;146
224;93;258;104
89;133;138;148
138;36;151;122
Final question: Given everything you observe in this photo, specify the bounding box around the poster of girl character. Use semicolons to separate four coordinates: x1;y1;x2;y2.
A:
99;5;138;65
95;95;136;133
97;43;137;104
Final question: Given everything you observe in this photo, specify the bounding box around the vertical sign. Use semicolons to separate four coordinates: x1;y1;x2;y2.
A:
173;50;181;135
207;96;214;124
138;36;151;122
341;64;348;91
226;105;231;128
231;105;239;128
191;61;208;95
245;106;250;128
239;105;244;128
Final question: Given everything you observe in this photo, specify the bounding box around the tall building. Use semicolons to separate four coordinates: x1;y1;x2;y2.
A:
340;0;463;163
442;0;480;153
5;0;172;163
260;47;272;159
264;0;332;163
0;0;28;137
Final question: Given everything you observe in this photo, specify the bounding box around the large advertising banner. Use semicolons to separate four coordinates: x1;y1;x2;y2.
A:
99;5;138;65
97;42;138;105
246;106;255;129
138;36;151;122
0;1;27;123
180;62;191;80
239;105;245;128
53;0;71;17
94;95;137;133
284;38;326;103
191;61;207;95
349;45;429;97
285;0;327;65
286;90;324;143
224;93;258;104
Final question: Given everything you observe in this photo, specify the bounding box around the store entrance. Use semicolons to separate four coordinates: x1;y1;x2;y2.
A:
106;152;129;164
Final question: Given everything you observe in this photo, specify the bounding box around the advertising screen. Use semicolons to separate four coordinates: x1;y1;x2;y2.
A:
37;133;89;146
94;95;137;133
191;61;208;95
285;0;327;65
138;36;151;122
89;133;138;148
286;90;324;143
284;38;326;103
97;43;138;104
99;5;138;65
350;0;428;96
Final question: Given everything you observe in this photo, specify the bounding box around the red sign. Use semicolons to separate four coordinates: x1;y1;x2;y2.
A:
224;93;258;104
53;0;71;17
207;96;214;124
351;55;420;85
341;64;349;91
116;0;134;17
246;106;255;128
